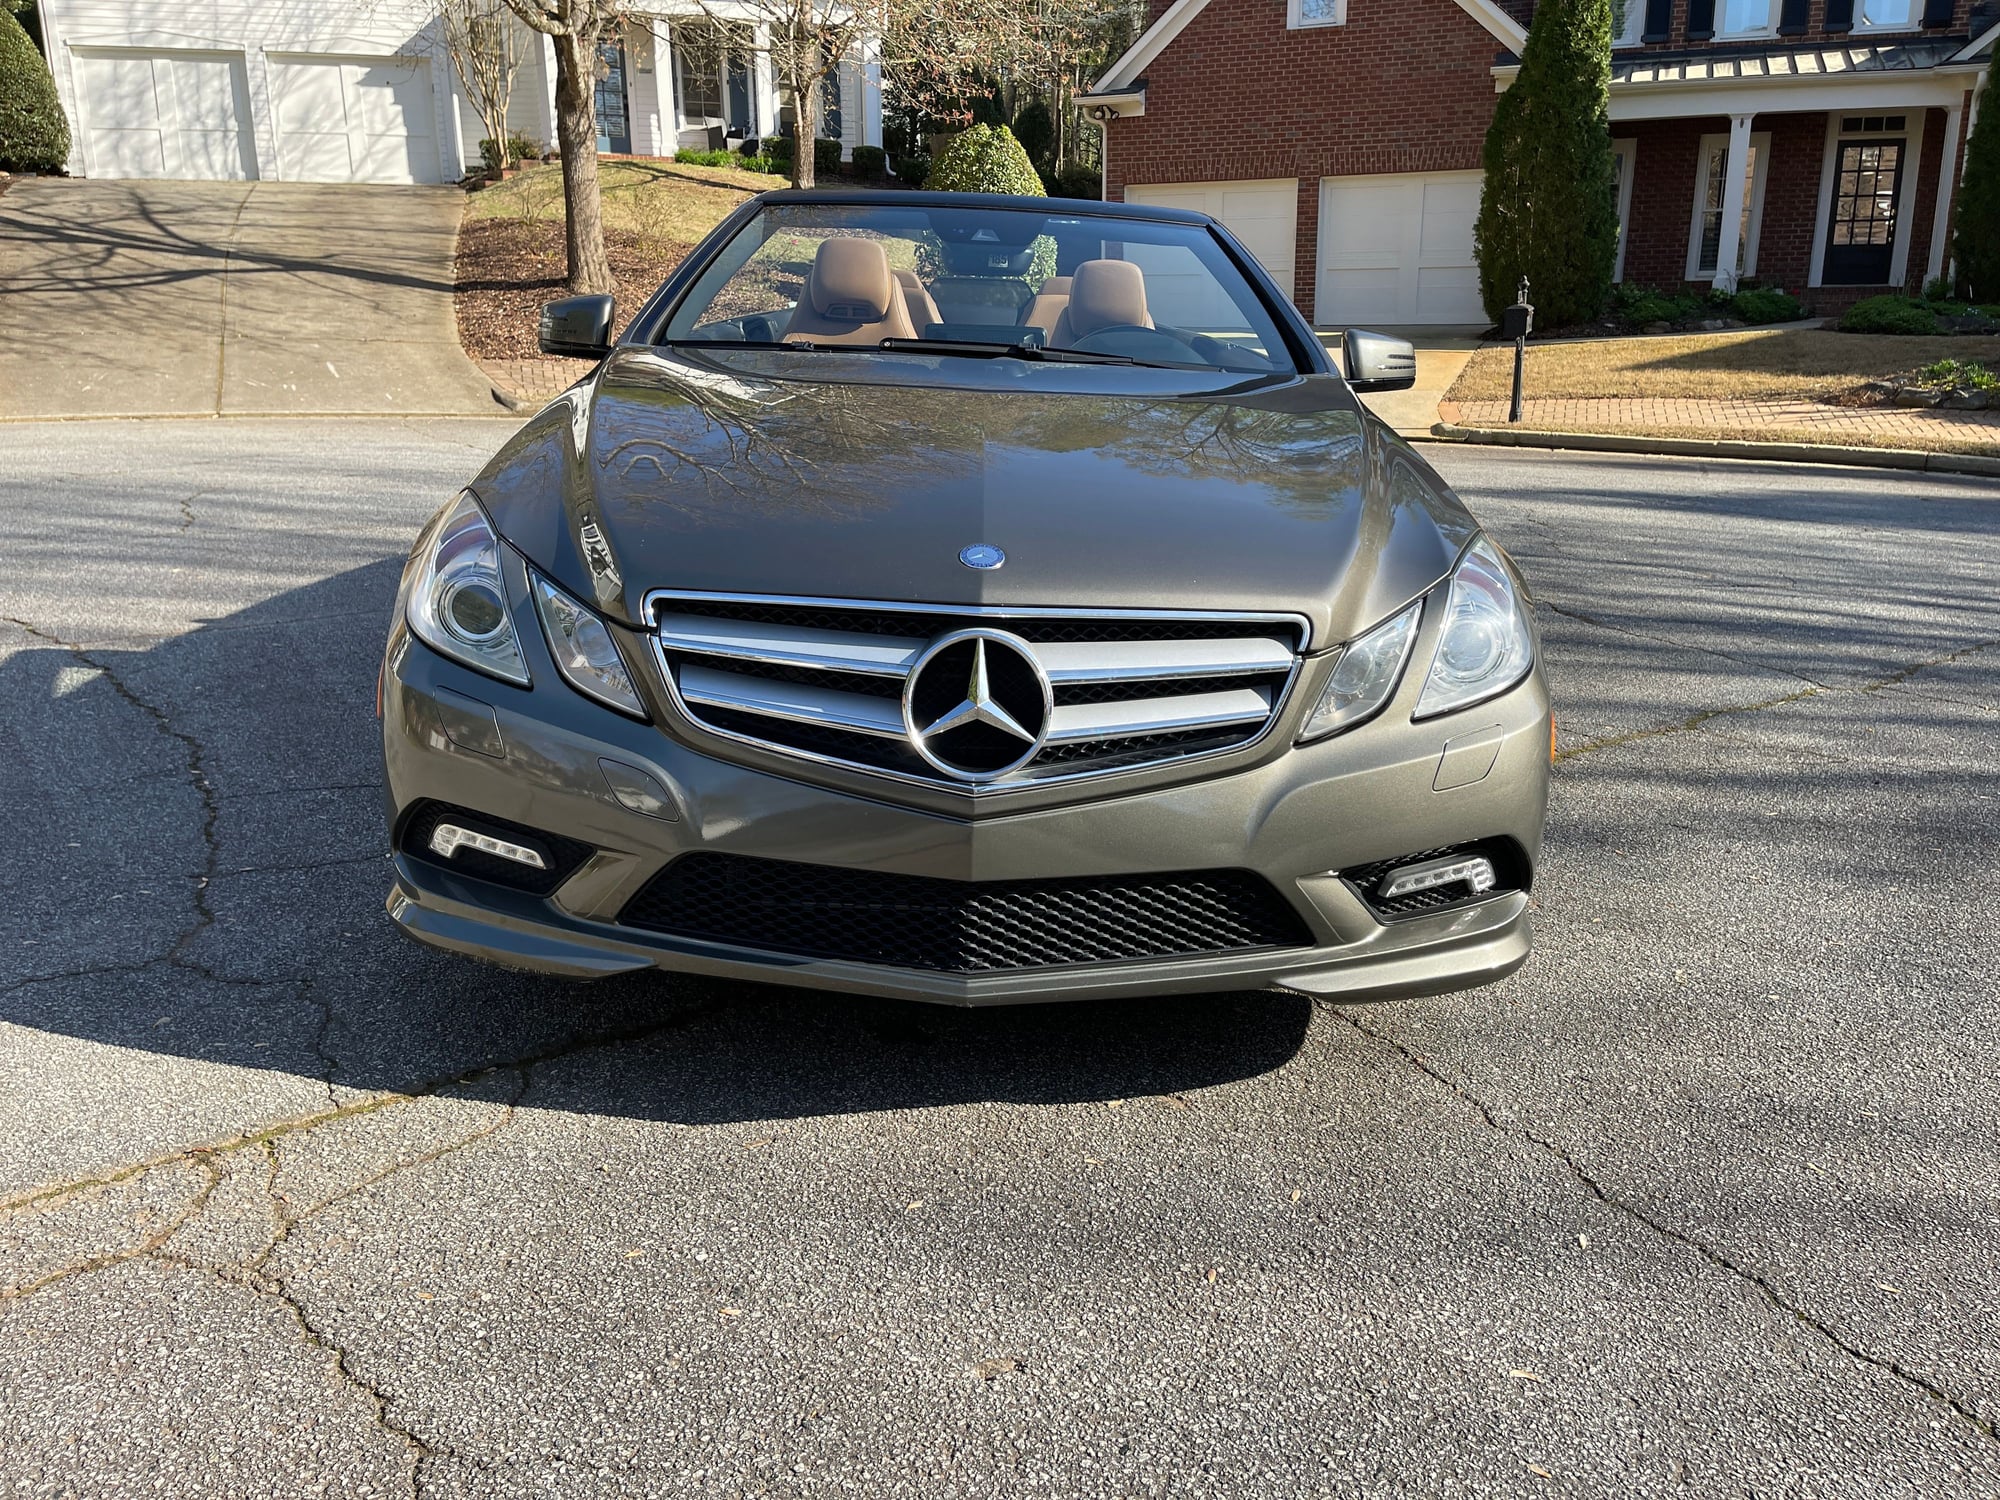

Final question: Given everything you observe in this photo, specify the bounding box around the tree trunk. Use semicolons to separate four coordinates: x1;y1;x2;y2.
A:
551;28;615;295
790;46;819;189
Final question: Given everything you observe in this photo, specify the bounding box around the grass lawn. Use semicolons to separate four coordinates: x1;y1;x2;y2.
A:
456;159;784;364
1447;327;2000;404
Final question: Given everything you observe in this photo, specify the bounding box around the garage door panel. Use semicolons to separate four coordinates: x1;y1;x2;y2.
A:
1125;179;1297;299
75;49;253;182
1318;171;1483;326
270;56;438;185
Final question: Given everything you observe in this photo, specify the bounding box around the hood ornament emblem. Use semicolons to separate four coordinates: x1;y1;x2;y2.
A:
958;543;1005;571
902;630;1053;782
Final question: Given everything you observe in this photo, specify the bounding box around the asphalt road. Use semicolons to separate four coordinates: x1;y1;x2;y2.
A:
2;421;1996;1499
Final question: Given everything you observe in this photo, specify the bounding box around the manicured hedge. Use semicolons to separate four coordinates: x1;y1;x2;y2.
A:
0;8;69;173
924;125;1042;196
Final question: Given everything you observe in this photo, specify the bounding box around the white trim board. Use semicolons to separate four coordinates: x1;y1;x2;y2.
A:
1094;0;1526;92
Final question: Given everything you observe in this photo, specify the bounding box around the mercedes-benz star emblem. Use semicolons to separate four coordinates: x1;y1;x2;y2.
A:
902;629;1053;782
958;543;1005;570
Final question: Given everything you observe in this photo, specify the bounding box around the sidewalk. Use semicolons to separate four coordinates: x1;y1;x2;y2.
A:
1442;395;2000;455
1321;325;1483;438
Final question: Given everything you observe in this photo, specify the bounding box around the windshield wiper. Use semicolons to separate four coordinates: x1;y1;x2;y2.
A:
874;338;1139;366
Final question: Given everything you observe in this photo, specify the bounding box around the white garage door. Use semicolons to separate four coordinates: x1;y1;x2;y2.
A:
1124;179;1298;299
270;55;440;184
1317;172;1484;326
73;49;255;181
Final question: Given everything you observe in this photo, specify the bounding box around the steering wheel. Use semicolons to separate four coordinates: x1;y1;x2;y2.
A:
1068;325;1202;361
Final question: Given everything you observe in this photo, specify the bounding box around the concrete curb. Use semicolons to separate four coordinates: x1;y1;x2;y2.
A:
1426;422;2000;479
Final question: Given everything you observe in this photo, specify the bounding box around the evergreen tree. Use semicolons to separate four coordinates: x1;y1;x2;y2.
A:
0;3;70;173
924;125;1044;197
1473;0;1619;327
1954;67;1998;302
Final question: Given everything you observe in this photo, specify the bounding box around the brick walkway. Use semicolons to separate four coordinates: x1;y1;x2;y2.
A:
477;356;583;409
1442;396;2000;455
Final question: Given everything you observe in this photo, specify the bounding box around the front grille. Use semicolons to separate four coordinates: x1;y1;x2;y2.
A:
1341;838;1531;921
619;854;1315;973
398;800;594;896
648;591;1306;791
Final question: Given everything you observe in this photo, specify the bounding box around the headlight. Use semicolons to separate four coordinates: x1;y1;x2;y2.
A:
1414;537;1534;720
1299;599;1420;742
531;570;647;718
406;492;529;686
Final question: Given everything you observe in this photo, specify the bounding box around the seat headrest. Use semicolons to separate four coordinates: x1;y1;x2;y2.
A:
809;238;896;322
1065;260;1152;339
1039;276;1072;295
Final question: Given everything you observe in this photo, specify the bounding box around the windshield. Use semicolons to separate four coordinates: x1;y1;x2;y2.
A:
656;201;1297;376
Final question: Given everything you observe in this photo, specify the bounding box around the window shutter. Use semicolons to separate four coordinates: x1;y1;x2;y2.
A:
1643;0;1672;41
1778;0;1809;33
1824;0;1855;32
1686;0;1715;39
1920;0;1954;25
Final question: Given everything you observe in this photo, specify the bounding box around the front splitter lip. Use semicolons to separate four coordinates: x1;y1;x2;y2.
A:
385;858;1532;1007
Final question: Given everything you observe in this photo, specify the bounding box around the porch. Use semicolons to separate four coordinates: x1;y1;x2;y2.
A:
1605;37;1988;303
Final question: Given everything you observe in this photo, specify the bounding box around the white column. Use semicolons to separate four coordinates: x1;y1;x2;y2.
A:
541;34;560;151
752;23;777;139
1927;103;1964;285
654;20;679;146
1712;112;1754;293
630;19;674;156
861;33;883;149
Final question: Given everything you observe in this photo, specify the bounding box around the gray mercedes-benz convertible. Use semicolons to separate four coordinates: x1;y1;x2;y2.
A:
380;189;1549;1005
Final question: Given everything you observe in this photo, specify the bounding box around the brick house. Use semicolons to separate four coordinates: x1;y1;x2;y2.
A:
1079;0;1997;325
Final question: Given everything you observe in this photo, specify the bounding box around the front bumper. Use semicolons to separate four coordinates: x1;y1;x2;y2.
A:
382;624;1550;1007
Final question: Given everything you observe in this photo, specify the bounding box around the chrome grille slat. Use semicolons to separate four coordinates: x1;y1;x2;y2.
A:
648;591;1306;792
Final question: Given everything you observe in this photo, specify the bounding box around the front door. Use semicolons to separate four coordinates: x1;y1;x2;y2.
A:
595;40;631;154
1823;139;1903;285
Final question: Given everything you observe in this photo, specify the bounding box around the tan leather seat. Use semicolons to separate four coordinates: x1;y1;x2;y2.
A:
1018;291;1069;339
893;269;943;331
783;239;917;346
1050;260;1153;347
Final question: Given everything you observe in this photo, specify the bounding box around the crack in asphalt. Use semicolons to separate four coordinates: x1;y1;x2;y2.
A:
1329;1007;2000;1449
1553;636;1998;764
0;1153;221;1303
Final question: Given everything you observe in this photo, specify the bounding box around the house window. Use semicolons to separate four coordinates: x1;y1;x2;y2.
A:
1287;0;1346;29
1611;0;1644;47
1612;139;1638;281
1718;0;1780;37
1687;131;1772;280
1854;0;1917;30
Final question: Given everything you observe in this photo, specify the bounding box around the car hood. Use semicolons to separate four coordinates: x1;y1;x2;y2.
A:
473;347;1478;649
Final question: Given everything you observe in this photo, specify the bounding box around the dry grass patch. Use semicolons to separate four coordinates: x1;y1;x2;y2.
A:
1447;328;2000;404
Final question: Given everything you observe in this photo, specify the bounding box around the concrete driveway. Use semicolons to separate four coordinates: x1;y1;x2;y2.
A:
4;419;1998;1496
0;180;499;419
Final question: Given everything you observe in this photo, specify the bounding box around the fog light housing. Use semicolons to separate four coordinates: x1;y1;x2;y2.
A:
1379;855;1495;901
429;822;548;869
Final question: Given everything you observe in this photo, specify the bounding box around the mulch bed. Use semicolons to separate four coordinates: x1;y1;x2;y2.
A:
455;217;692;362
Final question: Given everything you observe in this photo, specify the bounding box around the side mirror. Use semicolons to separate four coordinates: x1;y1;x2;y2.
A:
538;295;616;359
1342;329;1418;392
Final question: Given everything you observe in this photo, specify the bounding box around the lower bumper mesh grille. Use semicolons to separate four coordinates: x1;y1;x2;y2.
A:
618;854;1314;973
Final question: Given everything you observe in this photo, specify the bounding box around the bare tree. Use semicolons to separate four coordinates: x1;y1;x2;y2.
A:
439;0;525;171
688;0;874;189
497;0;623;294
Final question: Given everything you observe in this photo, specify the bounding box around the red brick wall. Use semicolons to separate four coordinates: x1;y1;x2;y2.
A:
1756;111;1829;293
1904;107;1948;292
1104;0;1506;321
1614;117;1715;289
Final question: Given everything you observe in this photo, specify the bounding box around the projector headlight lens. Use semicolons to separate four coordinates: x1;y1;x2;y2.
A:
1415;537;1535;720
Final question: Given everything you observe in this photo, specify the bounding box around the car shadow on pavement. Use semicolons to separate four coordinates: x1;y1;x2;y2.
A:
2;559;1314;1126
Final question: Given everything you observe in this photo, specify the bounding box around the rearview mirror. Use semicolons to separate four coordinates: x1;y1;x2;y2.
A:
538;295;616;359
1342;329;1417;393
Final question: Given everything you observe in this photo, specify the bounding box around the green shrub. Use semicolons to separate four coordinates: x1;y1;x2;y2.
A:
1839;295;1942;335
1011;100;1055;168
1728;287;1805;324
1044;162;1102;200
1955;62;1999;300
1923;275;1957;303
850;144;886;178
923;124;1043;196
674;147;734;167
1916;357;1999;390
1474;0;1620;326
737;155;777;175
0;7;71;172
764;135;794;163
896;154;931;187
814;137;843;177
